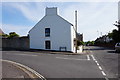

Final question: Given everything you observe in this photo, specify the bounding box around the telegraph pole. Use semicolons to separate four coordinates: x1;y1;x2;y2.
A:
75;10;77;53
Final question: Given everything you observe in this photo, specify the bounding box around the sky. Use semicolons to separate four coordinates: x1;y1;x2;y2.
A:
1;1;118;41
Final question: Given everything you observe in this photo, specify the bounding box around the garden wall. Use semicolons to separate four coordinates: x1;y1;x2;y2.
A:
2;37;29;50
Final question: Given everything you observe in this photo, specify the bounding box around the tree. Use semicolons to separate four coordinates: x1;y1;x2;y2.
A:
85;41;95;46
112;29;120;43
8;32;19;38
108;32;113;38
77;41;84;46
108;29;120;43
114;20;120;32
2;34;9;38
112;20;120;43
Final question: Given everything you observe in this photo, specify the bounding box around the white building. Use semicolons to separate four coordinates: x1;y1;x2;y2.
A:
29;7;76;52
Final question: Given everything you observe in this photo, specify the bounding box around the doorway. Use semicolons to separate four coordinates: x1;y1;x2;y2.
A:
45;41;51;49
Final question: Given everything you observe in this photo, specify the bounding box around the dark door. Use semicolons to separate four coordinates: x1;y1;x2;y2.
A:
45;41;51;49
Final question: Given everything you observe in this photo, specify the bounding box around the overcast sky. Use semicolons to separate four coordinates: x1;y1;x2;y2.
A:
1;1;118;41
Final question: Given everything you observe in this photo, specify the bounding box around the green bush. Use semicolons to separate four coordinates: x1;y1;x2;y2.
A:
8;32;19;38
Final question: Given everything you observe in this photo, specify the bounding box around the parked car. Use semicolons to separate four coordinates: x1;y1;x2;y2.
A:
115;43;120;52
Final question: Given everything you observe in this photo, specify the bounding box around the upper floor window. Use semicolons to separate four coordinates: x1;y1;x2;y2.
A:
45;28;50;37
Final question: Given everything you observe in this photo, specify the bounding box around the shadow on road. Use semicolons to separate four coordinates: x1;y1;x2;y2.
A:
84;46;107;51
107;50;116;53
107;50;120;54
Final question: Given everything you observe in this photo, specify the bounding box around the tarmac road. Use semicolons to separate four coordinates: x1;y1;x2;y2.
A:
85;46;119;79
2;46;119;80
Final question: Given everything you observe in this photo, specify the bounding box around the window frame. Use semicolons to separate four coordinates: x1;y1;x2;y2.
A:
45;28;50;37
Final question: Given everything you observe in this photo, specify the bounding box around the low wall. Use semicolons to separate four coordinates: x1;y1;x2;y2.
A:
2;37;29;50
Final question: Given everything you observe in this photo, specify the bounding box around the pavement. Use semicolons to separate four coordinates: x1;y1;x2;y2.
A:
2;61;30;78
2;60;45;80
28;50;85;55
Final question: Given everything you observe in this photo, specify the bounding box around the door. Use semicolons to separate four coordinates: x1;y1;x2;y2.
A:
45;41;51;49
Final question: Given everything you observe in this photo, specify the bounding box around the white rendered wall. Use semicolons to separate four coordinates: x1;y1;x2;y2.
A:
70;25;76;53
29;15;74;52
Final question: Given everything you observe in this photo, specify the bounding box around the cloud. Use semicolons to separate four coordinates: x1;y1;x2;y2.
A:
60;2;118;41
2;2;118;41
3;2;45;22
2;0;119;2
2;23;32;36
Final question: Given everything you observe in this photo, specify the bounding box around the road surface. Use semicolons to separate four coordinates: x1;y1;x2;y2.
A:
2;46;119;80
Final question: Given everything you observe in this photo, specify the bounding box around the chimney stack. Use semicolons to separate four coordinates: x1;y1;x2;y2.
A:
46;7;57;15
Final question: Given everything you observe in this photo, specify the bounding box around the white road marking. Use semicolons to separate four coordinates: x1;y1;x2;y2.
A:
56;55;90;61
87;55;90;60
98;66;102;70
105;77;109;80
56;57;89;61
96;63;100;66
95;60;98;63
91;55;109;80
101;71;106;76
63;55;70;56
6;53;38;57
91;55;96;61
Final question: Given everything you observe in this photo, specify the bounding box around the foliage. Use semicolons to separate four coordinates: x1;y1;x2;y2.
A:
77;41;84;46
113;20;120;42
108;29;120;43
2;32;20;38
85;41;95;46
8;32;19;38
95;20;120;46
1;34;9;37
114;20;120;32
108;33;112;38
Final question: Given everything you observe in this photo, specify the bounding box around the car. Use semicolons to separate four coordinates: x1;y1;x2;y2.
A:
115;43;120;52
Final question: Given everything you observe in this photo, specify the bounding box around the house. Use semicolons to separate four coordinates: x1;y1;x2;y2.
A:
95;35;112;43
29;7;76;52
0;28;4;38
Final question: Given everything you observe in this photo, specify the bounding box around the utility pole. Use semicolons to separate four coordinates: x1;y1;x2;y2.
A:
100;32;102;37
75;10;77;53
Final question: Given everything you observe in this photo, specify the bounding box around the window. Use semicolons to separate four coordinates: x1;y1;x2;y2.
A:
45;28;50;37
45;41;51;49
117;43;120;46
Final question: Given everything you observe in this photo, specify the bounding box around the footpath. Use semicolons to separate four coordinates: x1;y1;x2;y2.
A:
2;61;31;79
1;60;45;80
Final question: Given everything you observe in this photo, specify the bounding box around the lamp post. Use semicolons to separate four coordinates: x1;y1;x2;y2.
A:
97;30;99;38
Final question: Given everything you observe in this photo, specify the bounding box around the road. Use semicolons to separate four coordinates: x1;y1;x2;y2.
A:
84;46;119;79
2;46;119;79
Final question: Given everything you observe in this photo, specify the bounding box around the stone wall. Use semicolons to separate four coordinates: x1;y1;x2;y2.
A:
2;37;29;50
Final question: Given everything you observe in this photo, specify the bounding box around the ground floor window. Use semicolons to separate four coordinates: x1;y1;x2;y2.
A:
45;41;51;49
